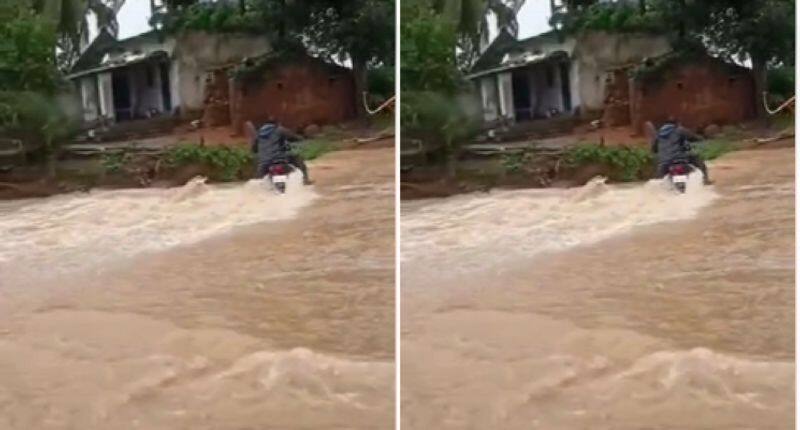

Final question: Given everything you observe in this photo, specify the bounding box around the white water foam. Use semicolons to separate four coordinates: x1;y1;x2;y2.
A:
0;174;316;283
402;174;717;275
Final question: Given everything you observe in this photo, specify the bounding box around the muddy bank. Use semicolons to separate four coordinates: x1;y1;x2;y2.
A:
401;137;793;200
0;137;394;200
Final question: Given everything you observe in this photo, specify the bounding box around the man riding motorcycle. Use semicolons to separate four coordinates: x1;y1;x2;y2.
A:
651;117;712;185
251;120;313;185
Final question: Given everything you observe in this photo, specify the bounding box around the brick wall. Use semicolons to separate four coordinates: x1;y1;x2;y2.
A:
230;57;356;134
630;57;756;133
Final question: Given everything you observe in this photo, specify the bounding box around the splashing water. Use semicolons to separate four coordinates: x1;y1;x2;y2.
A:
402;173;717;276
0;174;317;284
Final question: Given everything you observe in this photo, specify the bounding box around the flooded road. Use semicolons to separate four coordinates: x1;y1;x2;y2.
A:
402;146;794;429
0;146;394;429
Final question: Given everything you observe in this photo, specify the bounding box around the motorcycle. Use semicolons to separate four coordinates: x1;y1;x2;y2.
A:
266;159;296;194
667;158;695;194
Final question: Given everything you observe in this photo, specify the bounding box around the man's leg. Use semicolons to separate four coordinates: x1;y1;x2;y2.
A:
688;154;712;185
289;154;312;185
655;162;669;179
255;159;270;179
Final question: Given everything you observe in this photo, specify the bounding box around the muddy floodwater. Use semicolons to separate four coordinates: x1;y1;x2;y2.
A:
0;147;394;429
402;146;794;429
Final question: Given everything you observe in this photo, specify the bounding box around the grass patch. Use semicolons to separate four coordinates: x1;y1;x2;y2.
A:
694;140;735;161
164;143;253;181
292;140;335;161
101;152;131;173
565;144;653;182
500;151;534;173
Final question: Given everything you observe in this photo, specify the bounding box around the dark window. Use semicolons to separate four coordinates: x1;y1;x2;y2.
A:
546;67;555;88
277;82;284;89
677;82;684;90
146;67;155;87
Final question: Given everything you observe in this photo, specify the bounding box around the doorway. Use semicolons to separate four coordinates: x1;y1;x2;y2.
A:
512;69;532;121
559;62;572;113
111;70;132;121
159;62;172;112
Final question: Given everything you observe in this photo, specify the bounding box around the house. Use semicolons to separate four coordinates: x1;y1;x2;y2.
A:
627;54;756;132
67;29;271;124
467;30;672;124
226;54;357;134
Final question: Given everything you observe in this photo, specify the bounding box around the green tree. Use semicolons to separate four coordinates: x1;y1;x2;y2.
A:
401;2;481;178
31;0;121;70
0;2;61;93
0;3;79;178
295;0;395;117
698;0;795;117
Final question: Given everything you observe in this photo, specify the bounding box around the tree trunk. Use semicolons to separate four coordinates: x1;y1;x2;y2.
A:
751;54;769;120
352;56;368;119
239;0;246;14
639;0;646;14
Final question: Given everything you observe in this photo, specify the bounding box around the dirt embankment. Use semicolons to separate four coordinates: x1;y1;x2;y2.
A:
401;136;793;200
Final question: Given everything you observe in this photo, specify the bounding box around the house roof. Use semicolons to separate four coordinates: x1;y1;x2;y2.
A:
68;30;168;78
466;50;568;80
470;29;567;76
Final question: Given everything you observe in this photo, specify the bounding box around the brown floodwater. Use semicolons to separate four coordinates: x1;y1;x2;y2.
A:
402;146;794;429
0;147;395;429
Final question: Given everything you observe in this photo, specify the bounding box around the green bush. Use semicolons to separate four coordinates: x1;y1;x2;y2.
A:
694;140;734;161
158;3;262;34
501;152;534;173
566;144;653;181
561;3;664;34
164;144;253;181
101;152;130;173
768;66;795;99
292;140;334;161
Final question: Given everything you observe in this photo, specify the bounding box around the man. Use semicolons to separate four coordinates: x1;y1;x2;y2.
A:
651;117;712;185
250;119;313;185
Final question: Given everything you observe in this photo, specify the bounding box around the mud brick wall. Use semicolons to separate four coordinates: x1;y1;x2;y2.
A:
630;58;756;133
230;57;356;134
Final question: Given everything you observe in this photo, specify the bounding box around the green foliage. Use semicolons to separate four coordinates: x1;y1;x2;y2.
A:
401;3;461;94
768;66;795;98
0;3;61;94
554;2;664;34
566;144;653;182
292;140;334;161
401;90;482;153
501;151;534;173
367;64;395;100
699;0;794;67
0;91;80;147
157;2;263;34
165;144;254;181
694;140;734;161
300;0;395;68
101;151;129;173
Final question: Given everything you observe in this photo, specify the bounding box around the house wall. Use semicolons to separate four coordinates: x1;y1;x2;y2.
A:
79;76;101;122
229;58;356;134
480;76;500;122
572;31;671;113
629;59;756;133
497;72;514;119
172;32;271;116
